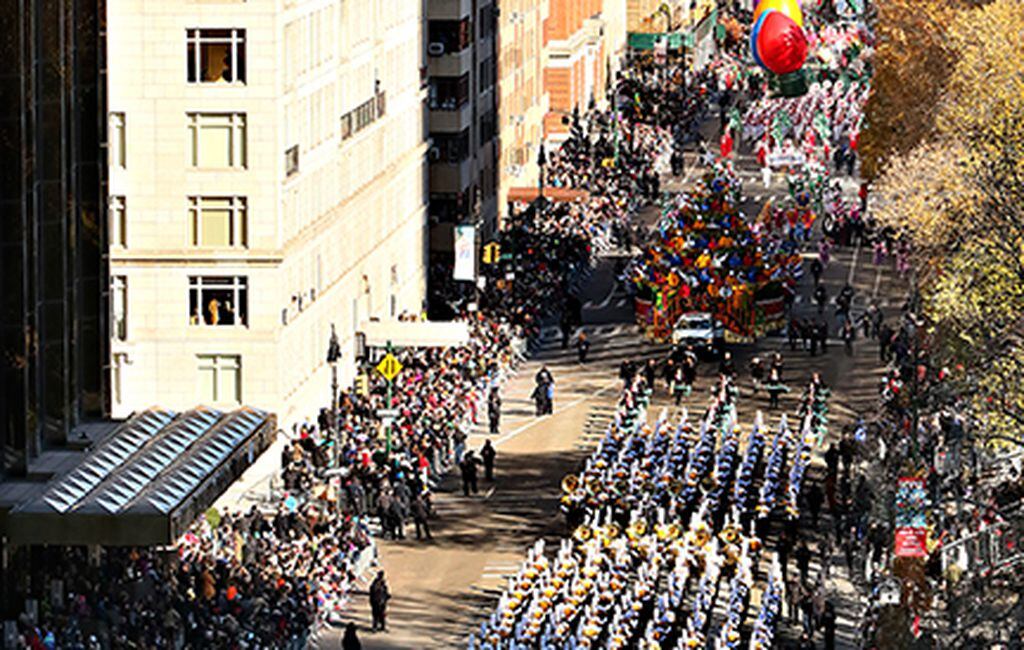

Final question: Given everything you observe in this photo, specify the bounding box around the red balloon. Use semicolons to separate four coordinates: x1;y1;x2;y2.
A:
756;10;808;75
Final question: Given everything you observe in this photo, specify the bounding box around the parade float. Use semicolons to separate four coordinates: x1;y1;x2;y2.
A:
630;164;805;343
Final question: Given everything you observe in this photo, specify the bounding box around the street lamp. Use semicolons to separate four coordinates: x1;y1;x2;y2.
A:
326;324;342;470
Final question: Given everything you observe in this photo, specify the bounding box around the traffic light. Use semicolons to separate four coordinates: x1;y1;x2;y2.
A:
482;241;501;265
354;373;370;397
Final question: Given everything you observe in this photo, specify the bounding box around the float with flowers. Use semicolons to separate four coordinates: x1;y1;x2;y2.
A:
629;164;806;343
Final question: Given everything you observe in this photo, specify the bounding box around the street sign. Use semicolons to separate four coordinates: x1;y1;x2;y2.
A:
375;353;403;382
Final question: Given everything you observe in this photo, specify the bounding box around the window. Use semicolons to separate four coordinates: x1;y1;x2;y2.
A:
285;145;299;176
197;354;241;404
189;276;248;326
427;19;471;54
187;112;247;168
479;5;495;40
480;110;496;144
189;196;247;247
109;112;126;168
340;113;352;139
479;57;495;92
109;196;126;247
111;275;127;341
186;29;246;83
431;130;471;163
428;74;470;110
112;352;129;405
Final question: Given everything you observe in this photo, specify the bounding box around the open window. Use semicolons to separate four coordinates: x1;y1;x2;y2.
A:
189;276;248;326
187;29;246;83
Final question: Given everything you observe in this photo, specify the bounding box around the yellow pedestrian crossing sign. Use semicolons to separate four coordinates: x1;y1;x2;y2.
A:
482;241;501;265
375;353;403;382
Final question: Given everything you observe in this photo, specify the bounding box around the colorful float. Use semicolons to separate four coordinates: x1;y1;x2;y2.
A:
629;164;807;342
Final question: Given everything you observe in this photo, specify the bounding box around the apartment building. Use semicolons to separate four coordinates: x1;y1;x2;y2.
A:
425;0;500;311
542;0;611;139
495;0;550;217
105;0;429;428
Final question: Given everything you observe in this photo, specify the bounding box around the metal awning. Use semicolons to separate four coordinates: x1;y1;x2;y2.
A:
7;407;275;545
359;320;470;348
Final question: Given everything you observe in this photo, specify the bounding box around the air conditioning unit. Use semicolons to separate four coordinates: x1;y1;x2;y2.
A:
428;146;441;162
427;42;445;57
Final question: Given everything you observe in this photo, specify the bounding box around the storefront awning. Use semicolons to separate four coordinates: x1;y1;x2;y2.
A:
359;319;470;348
627;32;684;50
507;187;590;203
7;407;275;546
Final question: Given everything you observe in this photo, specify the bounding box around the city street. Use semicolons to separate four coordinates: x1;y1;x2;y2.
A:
323;141;911;648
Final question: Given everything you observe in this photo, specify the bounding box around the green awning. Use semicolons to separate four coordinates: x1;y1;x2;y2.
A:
627;32;684;51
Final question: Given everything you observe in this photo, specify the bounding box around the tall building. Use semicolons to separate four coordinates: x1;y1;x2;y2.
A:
425;0;500;314
105;0;429;428
0;0;107;477
496;0;550;217
542;0;609;139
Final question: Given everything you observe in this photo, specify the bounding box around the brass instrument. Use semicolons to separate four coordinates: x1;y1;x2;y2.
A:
561;474;579;493
603;523;621;543
626;519;648;541
573;524;593;543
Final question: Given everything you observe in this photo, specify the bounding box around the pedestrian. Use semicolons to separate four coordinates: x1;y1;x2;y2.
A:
816;319;829;353
643;358;657;392
560;312;573;349
807;482;824;528
342;622;362;650
842;320;855;355
575;331;590;363
369;571;391;632
766;367;785;409
411;492;432;541
787;577;803;624
460;451;480;496
453;428;467;466
718;351;736;378
481;440;496;482
795;540;812;584
814;284;828;314
810;258;823;286
487;388;501;434
822;601;837;650
839;433;856;478
749;356;764;394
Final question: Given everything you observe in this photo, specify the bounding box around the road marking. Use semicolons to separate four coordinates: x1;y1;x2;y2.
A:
491;379;620;450
847;240;861;285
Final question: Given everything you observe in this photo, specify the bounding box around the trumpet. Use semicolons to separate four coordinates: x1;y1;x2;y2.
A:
655;522;680;541
561;474;579;493
573;524;593;543
626;519;648;541
603;523;621;543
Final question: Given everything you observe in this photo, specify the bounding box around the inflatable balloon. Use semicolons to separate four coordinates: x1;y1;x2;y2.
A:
754;11;808;75
753;0;804;28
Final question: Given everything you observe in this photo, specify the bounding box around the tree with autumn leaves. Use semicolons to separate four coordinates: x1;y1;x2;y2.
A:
869;0;1024;445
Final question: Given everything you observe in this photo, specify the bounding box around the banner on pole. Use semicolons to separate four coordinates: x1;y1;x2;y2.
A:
453;225;476;281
